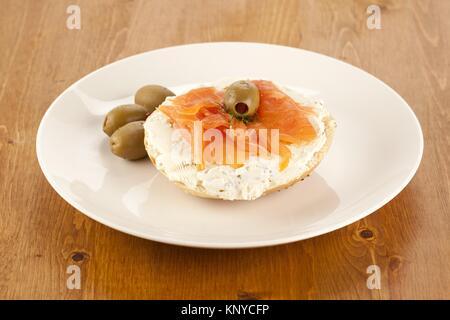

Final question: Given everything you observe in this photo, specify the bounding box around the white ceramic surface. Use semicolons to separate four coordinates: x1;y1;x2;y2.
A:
36;42;423;248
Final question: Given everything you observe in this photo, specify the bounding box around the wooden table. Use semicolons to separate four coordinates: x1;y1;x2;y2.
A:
1;0;449;299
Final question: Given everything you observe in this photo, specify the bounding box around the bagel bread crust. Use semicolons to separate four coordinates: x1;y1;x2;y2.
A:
145;110;336;200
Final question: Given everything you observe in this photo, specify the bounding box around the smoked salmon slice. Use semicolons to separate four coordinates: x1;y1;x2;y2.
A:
158;80;317;170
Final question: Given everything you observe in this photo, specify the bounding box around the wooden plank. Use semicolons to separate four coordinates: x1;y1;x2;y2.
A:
0;0;448;299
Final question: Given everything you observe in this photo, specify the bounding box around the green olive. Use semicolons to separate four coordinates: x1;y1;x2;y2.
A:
224;80;260;117
134;85;175;113
103;104;148;136
109;121;147;160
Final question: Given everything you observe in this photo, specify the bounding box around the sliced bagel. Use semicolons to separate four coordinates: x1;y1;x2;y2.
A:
144;81;336;201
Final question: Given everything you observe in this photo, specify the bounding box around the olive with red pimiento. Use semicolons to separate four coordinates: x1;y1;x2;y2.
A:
224;80;260;117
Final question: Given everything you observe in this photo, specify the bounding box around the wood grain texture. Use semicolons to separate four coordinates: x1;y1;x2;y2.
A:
0;0;449;299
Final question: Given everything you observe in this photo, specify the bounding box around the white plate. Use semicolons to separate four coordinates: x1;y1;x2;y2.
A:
36;42;423;248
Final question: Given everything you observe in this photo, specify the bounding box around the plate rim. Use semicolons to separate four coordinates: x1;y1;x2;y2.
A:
36;41;424;249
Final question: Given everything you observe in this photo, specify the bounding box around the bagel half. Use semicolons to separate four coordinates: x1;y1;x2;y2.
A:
144;82;336;201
